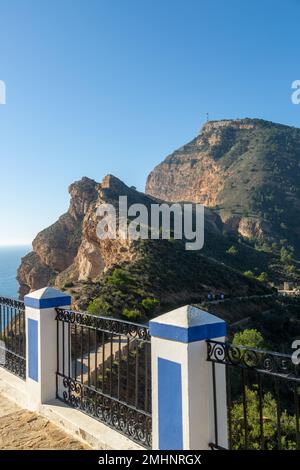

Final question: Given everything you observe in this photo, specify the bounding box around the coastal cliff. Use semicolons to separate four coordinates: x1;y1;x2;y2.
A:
17;173;272;318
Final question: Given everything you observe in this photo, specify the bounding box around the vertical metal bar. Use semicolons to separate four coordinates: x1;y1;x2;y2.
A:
3;305;6;347
145;342;149;413
81;325;84;384
258;373;264;449
95;330;98;389
7;305;9;351
14;305;17;354
10;305;12;351
126;337;130;404
118;335;121;400
275;377;281;450
88;327;91;387
226;364;232;450
294;383;300;450
9;305;12;351
23;307;26;360
102;332;105;392
242;369;248;449
0;304;2;340
68;322;71;377
135;340;139;409
56;317;59;398
110;333;113;396
18;307;21;358
62;320;65;377
212;362;218;447
74;324;77;380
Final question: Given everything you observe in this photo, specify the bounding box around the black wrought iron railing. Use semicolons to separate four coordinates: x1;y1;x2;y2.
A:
207;340;300;450
0;297;26;380
55;308;152;448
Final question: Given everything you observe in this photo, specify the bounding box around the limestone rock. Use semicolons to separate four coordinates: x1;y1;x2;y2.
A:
146;118;300;251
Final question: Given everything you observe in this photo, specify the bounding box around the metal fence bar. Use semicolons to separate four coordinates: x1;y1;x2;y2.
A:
294;383;300;449
55;308;152;448
207;339;300;450
257;373;264;450
0;297;26;380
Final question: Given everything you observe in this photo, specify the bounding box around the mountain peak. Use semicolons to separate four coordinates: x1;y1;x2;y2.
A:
146;117;300;253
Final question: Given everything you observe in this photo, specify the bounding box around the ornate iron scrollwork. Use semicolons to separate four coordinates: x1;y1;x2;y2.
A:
59;376;152;448
3;350;26;379
55;308;151;341
0;297;25;310
207;339;300;379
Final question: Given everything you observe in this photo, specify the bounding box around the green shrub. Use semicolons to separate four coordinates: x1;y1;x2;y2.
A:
141;297;159;313
243;270;255;279
256;272;269;283
107;268;135;288
226;245;238;255
233;329;265;349
231;388;296;449
122;308;142;321
87;298;110;316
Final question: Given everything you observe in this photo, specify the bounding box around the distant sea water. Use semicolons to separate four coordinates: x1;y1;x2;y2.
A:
0;246;31;299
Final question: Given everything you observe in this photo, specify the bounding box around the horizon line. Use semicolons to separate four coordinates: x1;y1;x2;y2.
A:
0;243;32;247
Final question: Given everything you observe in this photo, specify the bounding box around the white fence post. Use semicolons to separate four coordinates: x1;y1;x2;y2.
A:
24;287;71;411
149;304;228;450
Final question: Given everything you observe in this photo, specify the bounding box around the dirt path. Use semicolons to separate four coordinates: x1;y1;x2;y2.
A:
0;394;90;450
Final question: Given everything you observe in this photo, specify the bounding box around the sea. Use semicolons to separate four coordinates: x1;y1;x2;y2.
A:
0;246;31;299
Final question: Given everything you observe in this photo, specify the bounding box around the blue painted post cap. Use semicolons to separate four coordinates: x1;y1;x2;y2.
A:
24;287;72;309
150;304;226;343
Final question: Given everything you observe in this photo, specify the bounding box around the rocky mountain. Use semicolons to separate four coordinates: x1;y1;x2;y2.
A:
18;177;98;297
146;118;300;254
17;174;273;320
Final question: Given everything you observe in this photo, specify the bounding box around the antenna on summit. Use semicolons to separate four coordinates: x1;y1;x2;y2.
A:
199;113;210;134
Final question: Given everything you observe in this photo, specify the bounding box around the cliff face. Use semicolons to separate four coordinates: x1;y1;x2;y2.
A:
18;171;274;315
146;118;300;252
18;177;99;297
26;173;294;327
146;120;254;205
54;175;159;288
18;173;228;299
17;176;140;297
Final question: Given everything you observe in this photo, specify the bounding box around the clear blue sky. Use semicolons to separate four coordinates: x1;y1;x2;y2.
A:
0;0;300;245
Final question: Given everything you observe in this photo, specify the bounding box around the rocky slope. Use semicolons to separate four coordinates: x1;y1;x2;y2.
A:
17;173;273;318
17;177;98;297
146;118;300;253
18;175;142;297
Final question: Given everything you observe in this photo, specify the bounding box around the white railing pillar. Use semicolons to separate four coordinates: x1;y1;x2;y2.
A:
24;287;71;411
149;304;228;450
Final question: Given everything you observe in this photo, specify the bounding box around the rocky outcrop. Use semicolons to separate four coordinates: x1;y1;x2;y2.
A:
17;252;55;298
17;169;228;299
17;171;275;315
146;118;300;250
17;177;98;296
146;119;243;205
18;175;166;297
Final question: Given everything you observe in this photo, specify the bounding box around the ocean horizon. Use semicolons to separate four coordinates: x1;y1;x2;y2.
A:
0;245;31;299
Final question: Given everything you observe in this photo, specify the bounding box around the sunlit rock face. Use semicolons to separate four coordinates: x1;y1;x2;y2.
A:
146;118;300;251
17;175;158;297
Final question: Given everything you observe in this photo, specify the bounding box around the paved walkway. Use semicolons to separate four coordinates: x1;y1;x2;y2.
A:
0;394;90;450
